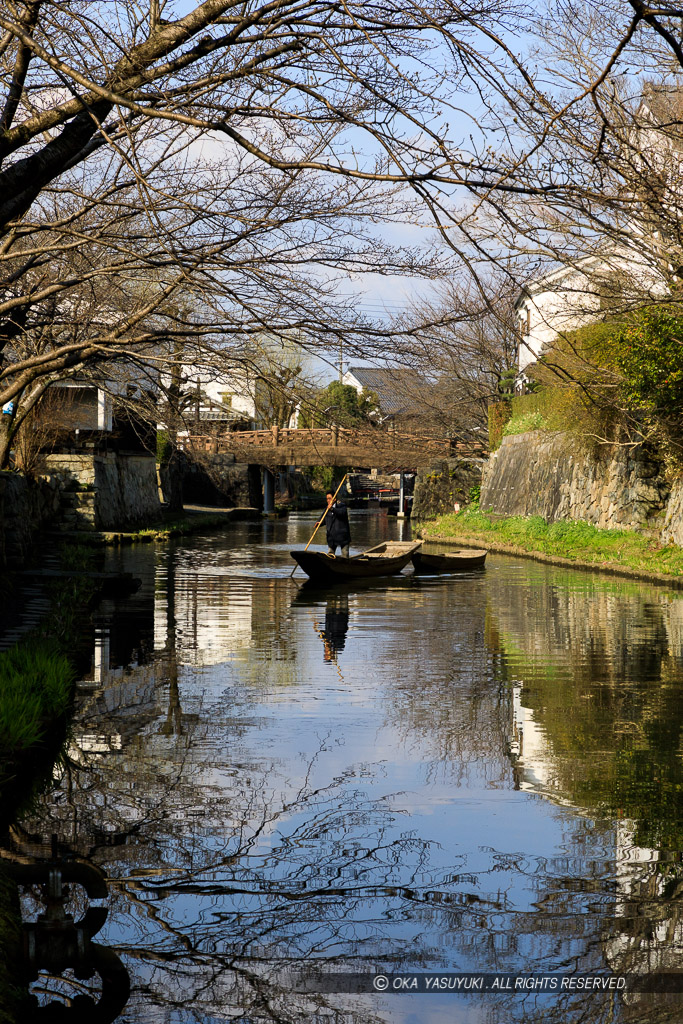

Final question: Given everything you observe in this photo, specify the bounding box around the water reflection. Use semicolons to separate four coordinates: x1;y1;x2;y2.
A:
1;833;130;1021
312;593;350;664
496;566;683;1009
321;594;350;660
4;518;683;1022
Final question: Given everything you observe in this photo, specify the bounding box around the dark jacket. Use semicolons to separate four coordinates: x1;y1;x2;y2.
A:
325;501;351;547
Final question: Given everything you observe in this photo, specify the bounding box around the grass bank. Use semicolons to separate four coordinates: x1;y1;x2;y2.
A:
0;644;74;780
0;542;96;801
121;510;236;542
418;506;683;585
0;552;88;1023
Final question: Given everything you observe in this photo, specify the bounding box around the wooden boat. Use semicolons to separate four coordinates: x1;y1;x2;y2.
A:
291;540;422;582
411;548;487;573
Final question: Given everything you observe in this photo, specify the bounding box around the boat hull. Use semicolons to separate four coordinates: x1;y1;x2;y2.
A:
411;549;487;573
291;541;422;582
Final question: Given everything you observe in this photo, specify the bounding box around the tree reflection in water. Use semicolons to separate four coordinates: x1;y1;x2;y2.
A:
490;567;683;1024
19;737;448;1022
8;533;683;1023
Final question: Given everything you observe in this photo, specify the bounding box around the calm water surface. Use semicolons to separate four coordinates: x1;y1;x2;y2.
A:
13;514;683;1023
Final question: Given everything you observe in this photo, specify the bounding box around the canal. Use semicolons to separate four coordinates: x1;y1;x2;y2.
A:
7;513;683;1022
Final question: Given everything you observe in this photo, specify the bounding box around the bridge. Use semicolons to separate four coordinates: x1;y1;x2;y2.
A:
181;426;487;471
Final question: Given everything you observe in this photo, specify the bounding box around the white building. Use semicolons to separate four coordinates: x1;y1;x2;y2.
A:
170;336;310;433
54;380;114;431
175;367;258;429
514;259;606;374
44;369;150;437
515;86;683;378
515;252;668;377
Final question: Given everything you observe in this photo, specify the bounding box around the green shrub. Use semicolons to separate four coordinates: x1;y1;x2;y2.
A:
488;400;512;450
300;381;378;428
0;644;74;758
309;466;350;492
503;410;547;436
613;306;683;420
525;313;683;460
156;429;172;464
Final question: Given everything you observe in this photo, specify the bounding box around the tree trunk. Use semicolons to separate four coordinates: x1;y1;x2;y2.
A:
0;415;14;470
159;446;184;512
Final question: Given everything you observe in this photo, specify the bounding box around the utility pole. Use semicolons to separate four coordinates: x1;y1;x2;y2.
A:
339;339;343;382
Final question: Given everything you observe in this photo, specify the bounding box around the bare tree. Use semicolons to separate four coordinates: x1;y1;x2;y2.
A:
470;2;683;315
11;384;75;473
244;336;321;428
0;0;543;468
394;266;519;437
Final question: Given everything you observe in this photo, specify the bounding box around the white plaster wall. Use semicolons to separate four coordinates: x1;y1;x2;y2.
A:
198;371;256;420
517;271;601;372
161;368;257;422
517;254;668;372
343;370;362;392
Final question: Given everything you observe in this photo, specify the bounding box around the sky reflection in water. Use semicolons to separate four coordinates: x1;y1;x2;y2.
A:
14;514;683;1023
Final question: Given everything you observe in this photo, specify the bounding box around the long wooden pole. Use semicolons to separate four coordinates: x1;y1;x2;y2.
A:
289;473;348;577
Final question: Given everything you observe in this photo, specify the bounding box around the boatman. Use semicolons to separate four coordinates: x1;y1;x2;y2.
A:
320;490;351;557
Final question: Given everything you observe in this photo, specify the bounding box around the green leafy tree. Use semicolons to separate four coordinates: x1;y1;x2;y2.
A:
301;381;378;429
530;309;683;458
613;306;683;418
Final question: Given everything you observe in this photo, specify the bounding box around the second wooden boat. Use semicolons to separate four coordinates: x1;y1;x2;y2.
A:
291;540;422;582
411;549;487;573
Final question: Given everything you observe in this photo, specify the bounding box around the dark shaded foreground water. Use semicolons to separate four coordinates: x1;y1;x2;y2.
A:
6;514;683;1023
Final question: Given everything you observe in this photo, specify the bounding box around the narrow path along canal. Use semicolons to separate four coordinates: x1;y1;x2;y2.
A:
9;513;683;1023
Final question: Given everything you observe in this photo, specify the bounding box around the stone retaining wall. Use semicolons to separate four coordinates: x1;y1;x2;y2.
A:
661;476;683;546
412;458;484;521
0;452;261;566
480;432;676;538
181;454;262;508
0;472;61;566
41;453;161;530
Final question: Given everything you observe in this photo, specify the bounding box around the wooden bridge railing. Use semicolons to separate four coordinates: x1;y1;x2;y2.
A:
179;426;487;470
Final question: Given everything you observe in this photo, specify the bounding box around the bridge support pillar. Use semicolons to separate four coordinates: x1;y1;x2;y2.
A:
262;468;275;513
397;471;406;519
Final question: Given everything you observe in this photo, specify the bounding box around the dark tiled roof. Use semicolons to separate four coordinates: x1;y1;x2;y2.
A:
347;366;428;416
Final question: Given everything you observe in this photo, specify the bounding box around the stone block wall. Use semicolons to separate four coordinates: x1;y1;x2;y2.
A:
181;454;262;508
412;458;484;521
480;432;674;537
95;454;161;529
661;476;683;546
41;453;161;530
0;472;62;566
